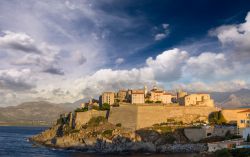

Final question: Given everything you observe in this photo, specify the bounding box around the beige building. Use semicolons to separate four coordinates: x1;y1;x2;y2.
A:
117;89;127;102
162;93;173;104
101;92;115;105
178;92;214;107
237;109;250;135
131;90;145;104
149;87;173;104
150;88;164;102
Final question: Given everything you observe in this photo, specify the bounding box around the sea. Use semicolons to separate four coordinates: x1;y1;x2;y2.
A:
0;126;196;157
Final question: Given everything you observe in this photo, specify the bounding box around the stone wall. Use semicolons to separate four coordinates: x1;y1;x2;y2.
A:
74;110;107;129
108;104;138;130
108;104;218;130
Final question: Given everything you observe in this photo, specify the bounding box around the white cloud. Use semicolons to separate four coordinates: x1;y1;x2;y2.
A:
154;23;170;41
184;52;232;80
212;11;250;61
154;33;167;41
72;48;188;98
0;31;64;75
173;80;249;92
115;58;124;64
146;48;188;81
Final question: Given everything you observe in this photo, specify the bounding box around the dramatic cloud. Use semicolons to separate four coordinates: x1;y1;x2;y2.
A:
0;68;35;91
212;12;250;61
146;48;188;81
0;31;41;54
74;48;188;98
0;0;249;107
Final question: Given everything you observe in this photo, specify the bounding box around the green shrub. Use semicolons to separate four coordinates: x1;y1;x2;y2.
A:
145;100;154;103
92;105;100;110
116;123;122;127
102;129;113;138
100;103;110;110
75;107;88;112
87;116;107;127
209;111;226;125
155;101;162;103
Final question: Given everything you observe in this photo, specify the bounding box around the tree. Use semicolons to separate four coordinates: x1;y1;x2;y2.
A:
209;111;226;125
101;103;110;110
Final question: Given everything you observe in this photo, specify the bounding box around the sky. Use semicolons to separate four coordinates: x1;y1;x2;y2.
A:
1;0;250;106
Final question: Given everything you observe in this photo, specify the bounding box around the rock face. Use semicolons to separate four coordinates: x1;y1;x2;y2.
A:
30;115;208;153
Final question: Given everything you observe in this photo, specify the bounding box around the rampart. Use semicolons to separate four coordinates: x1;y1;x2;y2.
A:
74;110;107;129
108;104;219;130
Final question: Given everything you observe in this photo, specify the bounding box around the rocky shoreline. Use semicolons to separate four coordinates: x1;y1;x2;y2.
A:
30;116;208;154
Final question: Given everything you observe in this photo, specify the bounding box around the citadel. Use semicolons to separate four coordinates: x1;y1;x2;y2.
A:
75;86;217;130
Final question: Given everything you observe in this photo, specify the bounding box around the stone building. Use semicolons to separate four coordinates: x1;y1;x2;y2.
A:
131;90;145;104
162;92;173;104
148;86;174;104
237;109;250;135
117;89;127;102
178;92;214;107
100;92;115;105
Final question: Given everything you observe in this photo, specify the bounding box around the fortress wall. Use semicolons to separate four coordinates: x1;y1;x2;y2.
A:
136;105;218;129
108;104;138;130
221;109;247;123
74;110;107;129
108;104;218;130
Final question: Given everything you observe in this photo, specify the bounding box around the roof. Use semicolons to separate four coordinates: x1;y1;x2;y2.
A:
163;92;174;95
132;90;144;94
102;92;115;94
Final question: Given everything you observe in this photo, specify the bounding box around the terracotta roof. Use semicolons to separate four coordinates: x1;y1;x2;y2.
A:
238;109;250;113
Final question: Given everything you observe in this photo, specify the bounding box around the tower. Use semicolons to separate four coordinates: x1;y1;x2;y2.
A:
144;85;148;96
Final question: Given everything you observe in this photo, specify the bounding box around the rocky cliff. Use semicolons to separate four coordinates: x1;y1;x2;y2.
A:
30;115;207;153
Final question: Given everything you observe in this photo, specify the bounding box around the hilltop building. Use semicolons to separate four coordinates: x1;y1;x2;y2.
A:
100;92;115;105
149;87;174;104
177;91;214;107
117;89;127;102
237;109;250;137
131;90;145;104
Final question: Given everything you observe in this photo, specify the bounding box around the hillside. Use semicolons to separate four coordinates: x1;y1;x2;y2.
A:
0;101;72;125
210;89;250;108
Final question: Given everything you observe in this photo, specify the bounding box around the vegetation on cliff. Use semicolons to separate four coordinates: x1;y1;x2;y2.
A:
208;111;226;125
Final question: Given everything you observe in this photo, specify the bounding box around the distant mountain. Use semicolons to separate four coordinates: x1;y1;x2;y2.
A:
0;99;90;125
210;88;250;108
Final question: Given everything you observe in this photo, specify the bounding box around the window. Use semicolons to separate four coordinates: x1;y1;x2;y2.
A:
241;120;245;123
